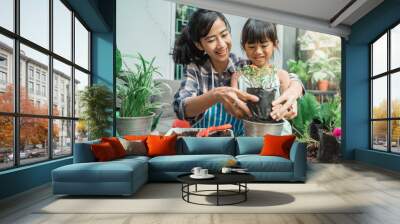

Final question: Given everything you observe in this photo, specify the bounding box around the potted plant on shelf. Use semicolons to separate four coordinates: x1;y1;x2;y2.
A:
238;65;284;136
79;84;113;140
116;53;163;136
308;50;338;91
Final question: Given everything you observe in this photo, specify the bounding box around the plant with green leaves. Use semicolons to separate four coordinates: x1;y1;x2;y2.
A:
79;84;113;140
292;93;321;140
320;96;341;131
308;50;340;84
287;59;310;84
238;64;278;90
117;53;162;117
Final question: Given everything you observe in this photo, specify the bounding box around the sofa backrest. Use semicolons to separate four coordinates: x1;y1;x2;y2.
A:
177;137;236;155
235;137;264;155
73;140;100;163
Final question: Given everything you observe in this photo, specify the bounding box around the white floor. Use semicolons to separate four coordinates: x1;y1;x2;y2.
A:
1;162;400;224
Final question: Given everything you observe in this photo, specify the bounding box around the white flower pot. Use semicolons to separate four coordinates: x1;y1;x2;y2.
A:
116;113;155;136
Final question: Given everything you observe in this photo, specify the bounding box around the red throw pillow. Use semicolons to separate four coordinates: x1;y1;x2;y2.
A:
146;135;177;157
101;137;127;158
91;142;117;161
260;134;296;159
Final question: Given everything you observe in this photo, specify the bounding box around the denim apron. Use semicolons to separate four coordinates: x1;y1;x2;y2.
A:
192;71;244;136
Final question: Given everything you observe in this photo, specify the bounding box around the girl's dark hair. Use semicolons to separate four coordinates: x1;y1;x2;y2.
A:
173;9;231;65
241;19;278;48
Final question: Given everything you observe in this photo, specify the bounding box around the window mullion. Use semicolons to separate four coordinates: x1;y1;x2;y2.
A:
13;0;20;167
49;0;54;160
71;10;76;153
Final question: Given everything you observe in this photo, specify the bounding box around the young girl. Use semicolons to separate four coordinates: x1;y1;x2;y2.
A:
231;19;293;134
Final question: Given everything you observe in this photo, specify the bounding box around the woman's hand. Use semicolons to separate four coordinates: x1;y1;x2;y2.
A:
212;87;259;119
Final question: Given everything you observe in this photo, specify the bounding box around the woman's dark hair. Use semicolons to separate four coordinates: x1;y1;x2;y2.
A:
241;19;278;49
173;9;231;65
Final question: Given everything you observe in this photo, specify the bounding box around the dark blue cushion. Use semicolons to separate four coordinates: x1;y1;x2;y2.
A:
235;137;263;155
149;154;235;172
236;155;293;172
179;137;235;155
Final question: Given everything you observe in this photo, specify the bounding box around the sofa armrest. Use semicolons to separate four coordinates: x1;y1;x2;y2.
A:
289;141;307;181
73;140;100;163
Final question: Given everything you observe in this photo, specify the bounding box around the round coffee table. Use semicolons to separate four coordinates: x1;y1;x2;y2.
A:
177;173;255;206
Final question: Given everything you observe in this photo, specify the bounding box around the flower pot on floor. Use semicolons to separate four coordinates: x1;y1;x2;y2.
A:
117;113;155;136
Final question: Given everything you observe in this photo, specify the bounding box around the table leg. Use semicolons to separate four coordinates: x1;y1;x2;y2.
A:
245;183;247;201
217;184;219;206
195;184;197;192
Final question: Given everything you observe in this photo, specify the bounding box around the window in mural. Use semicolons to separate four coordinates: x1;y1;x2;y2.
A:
0;0;91;170
370;22;400;154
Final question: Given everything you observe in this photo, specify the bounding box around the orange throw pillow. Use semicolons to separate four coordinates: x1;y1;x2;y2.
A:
146;135;177;157
101;137;127;158
124;135;148;142
91;142;117;161
260;134;296;159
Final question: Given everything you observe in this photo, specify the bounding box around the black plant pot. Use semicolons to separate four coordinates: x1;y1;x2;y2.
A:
246;87;278;123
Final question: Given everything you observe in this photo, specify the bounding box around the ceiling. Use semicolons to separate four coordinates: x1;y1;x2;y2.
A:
168;0;384;38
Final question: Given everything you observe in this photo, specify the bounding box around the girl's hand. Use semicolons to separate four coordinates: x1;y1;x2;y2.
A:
270;90;299;120
212;87;258;119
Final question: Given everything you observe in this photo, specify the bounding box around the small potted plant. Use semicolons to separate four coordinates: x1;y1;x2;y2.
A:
238;65;284;136
116;53;163;136
308;51;337;91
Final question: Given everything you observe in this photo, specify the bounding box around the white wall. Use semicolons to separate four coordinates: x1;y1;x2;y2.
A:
117;0;176;80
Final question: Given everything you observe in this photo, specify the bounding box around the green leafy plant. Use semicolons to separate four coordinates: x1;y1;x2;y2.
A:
117;53;162;117
79;84;113;140
320;96;341;132
239;65;278;89
292;93;321;140
308;50;339;84
287;59;310;84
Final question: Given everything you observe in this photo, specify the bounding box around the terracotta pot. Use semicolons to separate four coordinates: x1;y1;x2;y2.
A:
317;80;329;91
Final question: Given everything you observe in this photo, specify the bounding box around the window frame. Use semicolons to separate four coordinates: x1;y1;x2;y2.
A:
0;0;92;171
370;20;400;154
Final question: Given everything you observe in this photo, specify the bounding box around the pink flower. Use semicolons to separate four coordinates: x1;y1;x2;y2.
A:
332;128;342;138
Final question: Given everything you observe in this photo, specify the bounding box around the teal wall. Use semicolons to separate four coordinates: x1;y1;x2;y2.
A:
0;0;115;200
344;0;400;171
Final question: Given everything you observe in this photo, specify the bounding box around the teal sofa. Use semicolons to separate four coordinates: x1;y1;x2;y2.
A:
52;137;306;196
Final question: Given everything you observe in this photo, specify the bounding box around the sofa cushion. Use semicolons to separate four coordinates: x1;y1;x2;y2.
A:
236;155;293;172
235;137;263;155
52;158;147;183
101;137;127;158
148;154;235;172
147;135;177;157
179;137;235;155
260;134;296;159
74;140;100;163
91;142;118;162
119;138;147;156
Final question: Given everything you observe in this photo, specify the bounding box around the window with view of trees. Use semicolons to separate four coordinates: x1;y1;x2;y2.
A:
371;23;400;153
0;0;91;170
